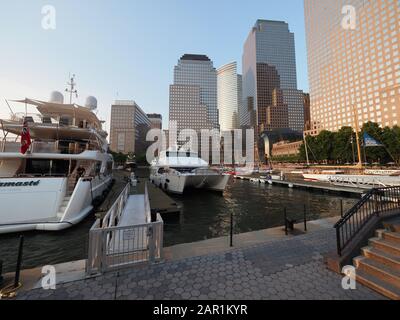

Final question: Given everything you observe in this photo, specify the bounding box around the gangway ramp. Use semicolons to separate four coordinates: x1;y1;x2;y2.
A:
86;183;164;275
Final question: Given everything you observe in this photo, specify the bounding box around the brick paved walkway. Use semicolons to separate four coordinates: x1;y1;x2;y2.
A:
18;229;384;300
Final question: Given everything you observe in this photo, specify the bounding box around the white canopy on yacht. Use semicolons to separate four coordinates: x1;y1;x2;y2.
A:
11;98;102;128
0;120;98;141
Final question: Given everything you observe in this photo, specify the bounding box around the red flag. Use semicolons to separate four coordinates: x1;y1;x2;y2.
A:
21;119;31;154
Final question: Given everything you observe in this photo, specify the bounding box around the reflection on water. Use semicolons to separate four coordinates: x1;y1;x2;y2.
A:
164;179;358;246
0;179;358;273
0;217;94;273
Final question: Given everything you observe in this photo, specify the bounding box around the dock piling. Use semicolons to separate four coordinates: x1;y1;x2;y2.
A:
0;260;3;287
304;205;308;232
14;235;24;289
284;208;288;236
230;212;233;247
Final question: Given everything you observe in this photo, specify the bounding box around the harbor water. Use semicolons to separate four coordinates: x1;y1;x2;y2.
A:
0;178;359;273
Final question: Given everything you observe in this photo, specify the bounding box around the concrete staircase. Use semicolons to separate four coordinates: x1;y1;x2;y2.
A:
56;196;71;219
353;218;400;300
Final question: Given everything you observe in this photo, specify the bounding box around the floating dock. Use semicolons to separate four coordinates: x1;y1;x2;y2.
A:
235;176;366;195
133;178;181;220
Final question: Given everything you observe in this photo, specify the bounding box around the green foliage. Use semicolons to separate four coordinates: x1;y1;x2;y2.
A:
382;126;400;165
332;127;354;164
361;122;390;163
110;151;128;165
271;155;300;163
135;152;149;166
299;122;400;165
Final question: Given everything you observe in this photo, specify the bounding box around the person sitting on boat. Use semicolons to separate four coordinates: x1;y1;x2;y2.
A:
76;165;86;185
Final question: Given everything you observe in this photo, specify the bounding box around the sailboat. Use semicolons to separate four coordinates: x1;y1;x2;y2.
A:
302;106;400;189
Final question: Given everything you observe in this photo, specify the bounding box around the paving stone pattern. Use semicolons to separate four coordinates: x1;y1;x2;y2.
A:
18;229;384;300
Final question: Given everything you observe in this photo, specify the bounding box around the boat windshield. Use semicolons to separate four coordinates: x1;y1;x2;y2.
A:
166;151;198;158
23;159;74;177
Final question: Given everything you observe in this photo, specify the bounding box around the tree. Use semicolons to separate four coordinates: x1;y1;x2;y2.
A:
287;122;400;165
110;152;128;165
299;135;318;163
314;130;334;162
361;122;388;163
332;127;354;164
381;126;400;165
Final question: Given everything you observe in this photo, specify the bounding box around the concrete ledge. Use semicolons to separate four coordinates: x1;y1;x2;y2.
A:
2;260;87;294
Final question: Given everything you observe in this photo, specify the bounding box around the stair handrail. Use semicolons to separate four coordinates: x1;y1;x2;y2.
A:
334;186;400;256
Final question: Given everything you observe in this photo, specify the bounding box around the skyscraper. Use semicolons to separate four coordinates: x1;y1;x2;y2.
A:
305;0;400;131
217;62;242;132
147;114;163;130
110;100;151;155
169;54;218;132
303;93;311;130
241;20;305;133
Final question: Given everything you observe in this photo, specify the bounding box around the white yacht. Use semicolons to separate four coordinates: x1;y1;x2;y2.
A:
0;93;114;234
150;150;230;194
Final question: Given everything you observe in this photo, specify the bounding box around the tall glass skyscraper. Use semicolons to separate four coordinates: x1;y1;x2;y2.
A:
170;54;218;131
241;20;305;133
217;62;242;132
305;0;400;131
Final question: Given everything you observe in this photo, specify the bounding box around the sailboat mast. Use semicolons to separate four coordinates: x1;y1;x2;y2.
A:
303;132;310;166
352;105;363;169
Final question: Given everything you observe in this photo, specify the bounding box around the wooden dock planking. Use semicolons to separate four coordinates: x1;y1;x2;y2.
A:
133;178;181;218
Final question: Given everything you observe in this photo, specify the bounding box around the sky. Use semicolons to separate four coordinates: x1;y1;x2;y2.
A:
0;0;309;131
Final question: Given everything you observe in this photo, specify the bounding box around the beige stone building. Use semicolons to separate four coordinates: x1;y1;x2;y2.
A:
305;0;400;132
304;121;324;137
272;140;303;158
110;100;151;155
147;114;163;130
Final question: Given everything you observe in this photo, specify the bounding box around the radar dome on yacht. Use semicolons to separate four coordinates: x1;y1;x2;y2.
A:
49;91;64;104
85;96;98;110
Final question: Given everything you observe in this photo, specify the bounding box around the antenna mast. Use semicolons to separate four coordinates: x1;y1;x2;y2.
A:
65;74;78;104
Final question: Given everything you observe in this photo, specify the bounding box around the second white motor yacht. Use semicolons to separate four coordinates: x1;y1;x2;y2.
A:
150;150;230;194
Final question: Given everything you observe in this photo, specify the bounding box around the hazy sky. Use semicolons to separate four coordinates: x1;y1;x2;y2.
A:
0;0;308;131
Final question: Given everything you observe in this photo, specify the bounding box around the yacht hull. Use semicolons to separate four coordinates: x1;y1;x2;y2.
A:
150;173;230;194
0;175;112;234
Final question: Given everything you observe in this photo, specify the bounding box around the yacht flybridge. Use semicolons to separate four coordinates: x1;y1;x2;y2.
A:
0;93;113;234
150;150;230;194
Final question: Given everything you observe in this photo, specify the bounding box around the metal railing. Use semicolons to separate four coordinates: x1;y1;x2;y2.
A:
86;184;163;275
97;183;130;229
334;186;400;256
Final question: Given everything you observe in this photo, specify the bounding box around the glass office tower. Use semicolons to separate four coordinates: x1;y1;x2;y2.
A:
170;54;218;131
217;61;242;132
242;20;305;133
